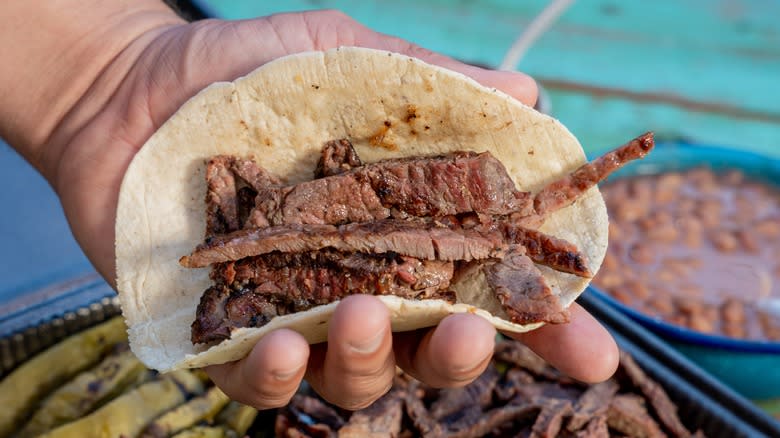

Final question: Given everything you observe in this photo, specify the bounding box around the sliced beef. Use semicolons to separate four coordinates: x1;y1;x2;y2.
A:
430;365;499;421
447;404;539;438
606;394;665;438
192;251;455;344
495;368;536;401
499;224;592;277
205;155;281;234
180;219;504;268
205;156;240;236
533;132;654;216
272;339;699;438
275;394;346;438
190;135;656;344
250;150;533;227
575;416;610;438
567;380;619;431
315;139;363;177
404;382;446;438
530;398;572;438
338;388;404;438
181;217;590;277
480;246;569;325
619;351;691;438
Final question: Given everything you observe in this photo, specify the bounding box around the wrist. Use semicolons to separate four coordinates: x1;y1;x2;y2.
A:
0;0;184;180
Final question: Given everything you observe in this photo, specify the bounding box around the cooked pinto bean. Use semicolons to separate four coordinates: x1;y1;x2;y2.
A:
594;167;780;341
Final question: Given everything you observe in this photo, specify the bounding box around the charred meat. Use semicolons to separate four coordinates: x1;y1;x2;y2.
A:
183;133;654;344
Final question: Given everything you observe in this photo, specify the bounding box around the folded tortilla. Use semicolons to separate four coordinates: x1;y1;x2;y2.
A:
115;47;607;371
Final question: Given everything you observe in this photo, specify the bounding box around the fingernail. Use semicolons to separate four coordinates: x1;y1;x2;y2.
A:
348;328;386;354
272;364;304;381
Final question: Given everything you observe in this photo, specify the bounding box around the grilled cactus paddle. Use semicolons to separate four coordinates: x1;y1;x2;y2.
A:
39;370;204;438
17;346;146;437
171;426;228;438
216;401;258;436
0;317;127;438
141;386;231;438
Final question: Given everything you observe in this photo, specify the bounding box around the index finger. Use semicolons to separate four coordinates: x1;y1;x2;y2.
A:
506;302;620;383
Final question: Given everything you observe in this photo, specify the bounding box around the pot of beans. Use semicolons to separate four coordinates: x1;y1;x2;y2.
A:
588;140;780;404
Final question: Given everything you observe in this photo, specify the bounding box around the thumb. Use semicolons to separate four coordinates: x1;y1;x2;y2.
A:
161;11;537;115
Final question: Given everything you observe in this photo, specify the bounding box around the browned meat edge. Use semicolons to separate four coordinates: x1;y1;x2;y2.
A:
191;251;456;344
180;217;592;278
247;150;533;227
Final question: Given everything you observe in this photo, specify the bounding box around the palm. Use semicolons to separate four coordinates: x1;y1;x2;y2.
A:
53;11;616;410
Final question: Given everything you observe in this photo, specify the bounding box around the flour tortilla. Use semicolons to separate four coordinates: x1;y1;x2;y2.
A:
115;47;608;372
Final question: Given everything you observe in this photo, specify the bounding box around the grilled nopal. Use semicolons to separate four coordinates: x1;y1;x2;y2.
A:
115;46;649;372
184;135;652;345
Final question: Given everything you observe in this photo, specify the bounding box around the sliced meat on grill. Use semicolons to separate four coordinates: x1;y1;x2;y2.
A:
533;132;654;216
446;403;539;438
480;246;569;325
274;394;346;438
192;251;455;344
314;139;364;178
430;365;500;421
338;388;404;438
576;416;610;438
405;381;446;438
181;218;591;277
530;398;572;438
567;380;619;431
606;394;664;438
248;150;533;227
619;351;691;438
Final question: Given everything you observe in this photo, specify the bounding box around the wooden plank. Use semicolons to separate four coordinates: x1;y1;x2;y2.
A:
200;0;780;115
544;87;780;157
197;0;780;154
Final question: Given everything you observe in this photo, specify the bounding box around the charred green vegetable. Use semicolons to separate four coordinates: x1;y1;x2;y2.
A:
17;346;146;437
0;317;127;438
39;370;204;438
216;401;258;436
141;386;231;438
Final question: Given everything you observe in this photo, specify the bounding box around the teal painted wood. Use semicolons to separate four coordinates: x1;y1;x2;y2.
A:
197;0;780;156
548;89;780;158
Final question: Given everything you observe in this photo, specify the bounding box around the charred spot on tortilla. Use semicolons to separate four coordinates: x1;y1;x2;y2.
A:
182;134;654;345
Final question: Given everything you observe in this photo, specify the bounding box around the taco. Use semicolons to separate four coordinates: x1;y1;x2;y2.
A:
115;47;652;372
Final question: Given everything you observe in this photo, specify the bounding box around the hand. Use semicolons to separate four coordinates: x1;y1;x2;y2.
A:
3;7;618;410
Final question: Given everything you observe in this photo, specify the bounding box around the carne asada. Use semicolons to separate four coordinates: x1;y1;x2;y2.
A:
184;134;652;344
114;47;650;371
274;339;703;437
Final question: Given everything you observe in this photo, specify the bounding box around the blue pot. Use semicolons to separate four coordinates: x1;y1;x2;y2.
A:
588;139;780;401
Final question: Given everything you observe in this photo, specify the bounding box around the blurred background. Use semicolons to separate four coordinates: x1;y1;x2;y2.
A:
1;0;778;409
5;0;777;317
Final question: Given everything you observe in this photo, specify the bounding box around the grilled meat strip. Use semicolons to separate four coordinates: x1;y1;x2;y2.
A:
192;250;456;343
314;139;363;177
528;131;655;221
180;217;592;277
205;155;282;235
247;149;533;227
188;134;655;343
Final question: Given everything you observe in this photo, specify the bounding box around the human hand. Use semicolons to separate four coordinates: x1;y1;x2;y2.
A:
2;5;617;410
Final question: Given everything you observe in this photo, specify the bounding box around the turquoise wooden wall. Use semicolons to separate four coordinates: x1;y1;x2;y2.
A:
197;0;780;157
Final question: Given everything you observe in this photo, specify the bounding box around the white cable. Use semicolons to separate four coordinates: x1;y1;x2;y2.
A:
498;0;576;72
